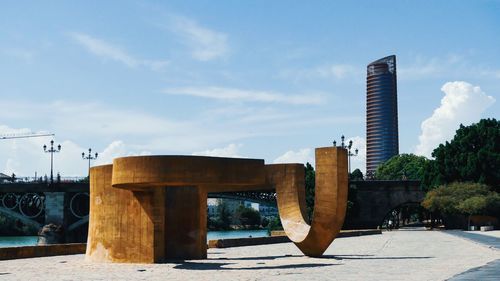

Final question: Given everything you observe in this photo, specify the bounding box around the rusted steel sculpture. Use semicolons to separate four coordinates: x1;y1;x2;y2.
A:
268;147;348;257
85;147;347;263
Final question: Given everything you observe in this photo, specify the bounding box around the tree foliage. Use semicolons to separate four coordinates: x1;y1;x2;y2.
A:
421;182;500;216
266;216;283;233
216;199;232;230
423;118;500;190
304;162;357;222
235;205;261;227
350;168;364;180
305;162;315;222
375;153;429;180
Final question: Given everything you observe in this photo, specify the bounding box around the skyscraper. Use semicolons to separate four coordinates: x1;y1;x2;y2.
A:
366;55;399;175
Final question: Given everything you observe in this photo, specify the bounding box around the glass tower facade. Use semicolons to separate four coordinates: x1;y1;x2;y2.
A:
366;55;399;175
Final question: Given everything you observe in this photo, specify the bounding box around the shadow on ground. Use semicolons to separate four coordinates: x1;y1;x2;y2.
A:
173;261;336;271
211;254;301;261
321;255;434;260
210;253;433;261
171;253;433;271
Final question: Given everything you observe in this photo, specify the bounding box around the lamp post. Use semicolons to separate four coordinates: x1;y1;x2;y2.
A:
43;140;61;184
82;148;98;177
333;135;358;174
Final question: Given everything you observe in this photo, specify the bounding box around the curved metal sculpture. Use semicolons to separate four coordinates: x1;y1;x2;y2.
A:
85;147;347;263
270;147;348;257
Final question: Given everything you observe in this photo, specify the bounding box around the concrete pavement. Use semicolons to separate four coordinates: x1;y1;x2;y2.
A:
0;229;498;281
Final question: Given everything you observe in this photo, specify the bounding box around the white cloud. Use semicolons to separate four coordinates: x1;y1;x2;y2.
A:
164;86;325;105
272;136;365;173
169;16;228;61
398;57;443;80
273;148;313;164
279;63;362;82
398;54;500;81
0;100;189;139
69;32;168;70
0;125;88;176
398;54;478;80
0;124;153;176
0;100;262;165
316;64;361;79
95;140;151;165
415;81;496;157
94;141;127;165
192;143;242;158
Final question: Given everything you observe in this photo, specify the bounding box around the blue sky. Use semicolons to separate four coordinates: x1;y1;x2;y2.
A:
1;1;499;176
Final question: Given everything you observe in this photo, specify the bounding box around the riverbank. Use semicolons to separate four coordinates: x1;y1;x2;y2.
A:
1;230;270;248
0;229;498;280
0;236;38;248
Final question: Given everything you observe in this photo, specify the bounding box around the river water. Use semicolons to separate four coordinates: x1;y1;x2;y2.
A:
0;230;269;248
0;236;38;247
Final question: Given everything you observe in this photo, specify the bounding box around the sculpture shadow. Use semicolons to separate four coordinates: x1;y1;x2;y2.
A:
173;261;336;271
320;255;434;260
211;254;302;261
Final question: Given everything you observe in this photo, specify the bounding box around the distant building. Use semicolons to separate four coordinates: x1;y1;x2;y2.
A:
259;205;278;218
207;199;262;223
366;55;399;175
207;199;218;219
0;172;12;183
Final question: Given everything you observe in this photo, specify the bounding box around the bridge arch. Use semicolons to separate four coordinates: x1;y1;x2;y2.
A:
208;191;277;207
380;201;427;229
344;180;425;229
0;206;42;230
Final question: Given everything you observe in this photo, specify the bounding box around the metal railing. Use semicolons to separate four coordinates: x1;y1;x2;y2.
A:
0;176;88;184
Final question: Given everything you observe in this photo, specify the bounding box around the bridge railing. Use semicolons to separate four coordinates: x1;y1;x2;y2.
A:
0;176;88;184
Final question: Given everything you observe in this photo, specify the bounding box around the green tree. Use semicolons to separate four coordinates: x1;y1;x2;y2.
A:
422;182;500;218
305;162;315;222
216;199;232;230
304;162;357;223
375;154;429;180
266;216;283;234
260;217;270;228
235;205;261;227
423;118;500;190
350;168;364;180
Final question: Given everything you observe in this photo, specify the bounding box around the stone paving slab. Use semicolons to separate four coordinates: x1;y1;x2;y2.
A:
465;230;500;239
446;230;500;250
0;230;498;281
448;258;500;280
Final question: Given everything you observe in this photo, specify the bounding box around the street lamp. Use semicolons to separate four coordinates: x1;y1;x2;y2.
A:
43;140;61;184
333;135;359;174
82;148;98;177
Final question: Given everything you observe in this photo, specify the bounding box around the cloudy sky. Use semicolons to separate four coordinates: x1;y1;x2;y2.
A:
1;1;498;177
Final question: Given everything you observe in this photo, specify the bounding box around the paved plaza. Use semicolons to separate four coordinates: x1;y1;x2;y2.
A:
0;229;498;281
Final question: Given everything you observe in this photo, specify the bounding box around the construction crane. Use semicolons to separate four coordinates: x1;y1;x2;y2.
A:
0;132;55;140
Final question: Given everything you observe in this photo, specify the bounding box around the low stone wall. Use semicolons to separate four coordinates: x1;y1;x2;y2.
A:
209;229;382;248
337;229;382;237
0;243;86;260
0;229;383;259
208;236;290;248
271;229;381;238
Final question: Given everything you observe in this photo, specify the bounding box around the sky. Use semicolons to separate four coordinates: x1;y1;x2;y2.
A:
0;0;499;177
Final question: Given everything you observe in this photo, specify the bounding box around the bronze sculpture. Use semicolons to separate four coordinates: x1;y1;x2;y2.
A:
85;147;347;263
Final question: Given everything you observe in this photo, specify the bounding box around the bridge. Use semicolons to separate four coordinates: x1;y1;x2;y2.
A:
344;180;426;229
210;180;426;229
0;180;90;242
1;179;425;240
0;180;277;240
